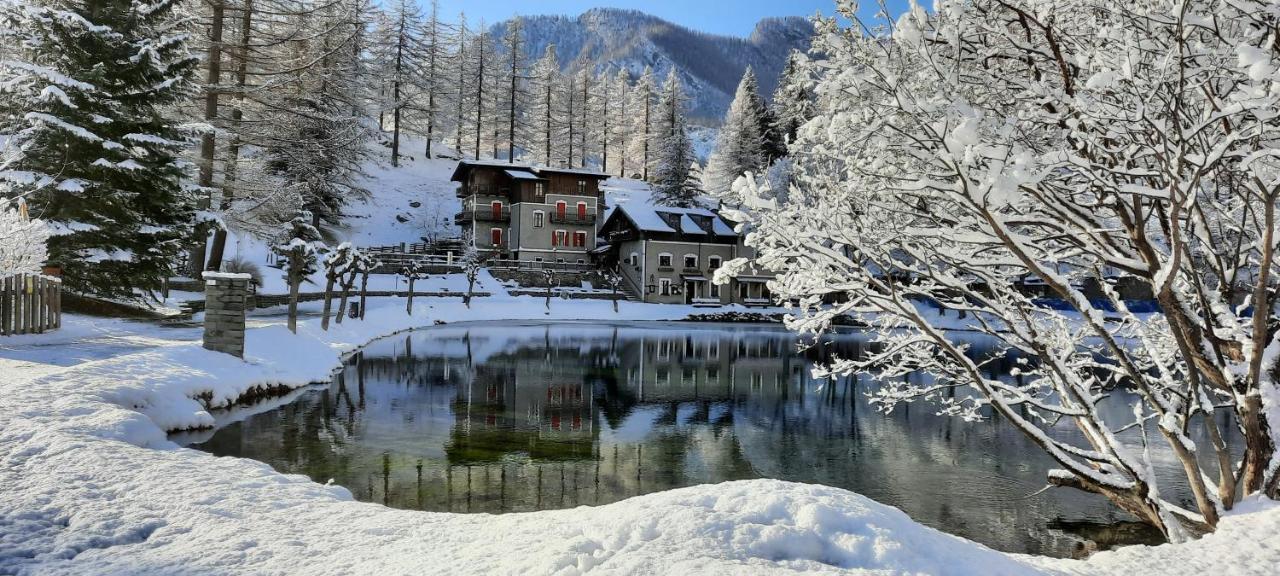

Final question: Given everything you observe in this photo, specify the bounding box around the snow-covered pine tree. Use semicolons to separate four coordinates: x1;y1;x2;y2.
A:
591;70;612;173
571;69;593;169
449;14;469;153
526;44;562;166
650;70;698;208
466;22;492;160
417;0;447;158
383;0;424;167
609;67;632;178
262;0;370;230
498;17;527;162
626;66;656;180
769;49;815;150
0;0;199;300
703;67;768;198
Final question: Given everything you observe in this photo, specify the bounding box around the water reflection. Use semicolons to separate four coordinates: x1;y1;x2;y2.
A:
184;322;1190;557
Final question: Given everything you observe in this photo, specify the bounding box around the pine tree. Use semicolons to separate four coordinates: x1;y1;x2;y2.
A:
769;50;815;150
627;66;657;180
703;67;770;198
527;44;562;166
610;68;633;177
0;0;199;300
383;0;424;167
499;17;527;162
650;70;699;207
263;0;370;229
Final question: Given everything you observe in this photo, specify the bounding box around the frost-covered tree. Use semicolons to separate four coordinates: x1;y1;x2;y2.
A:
609;67;633;178
459;240;486;307
272;213;326;333
399;260;426;314
320;242;356;331
526;44;563;166
650;71;699;208
0;0;199;300
723;0;1280;539
703;67;769;198
0;200;50;275
497;17;527;162
379;0;424;167
769;50;815;150
626;66;657;180
262;0;370;230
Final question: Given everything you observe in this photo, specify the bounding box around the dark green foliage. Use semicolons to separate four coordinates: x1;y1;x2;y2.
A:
0;0;199;300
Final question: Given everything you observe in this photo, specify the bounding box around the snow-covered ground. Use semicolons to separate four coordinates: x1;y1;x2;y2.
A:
2;289;1277;575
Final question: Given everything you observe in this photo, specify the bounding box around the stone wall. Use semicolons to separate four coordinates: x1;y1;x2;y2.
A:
203;273;250;358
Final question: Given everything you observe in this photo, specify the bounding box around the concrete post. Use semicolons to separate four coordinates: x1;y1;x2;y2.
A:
203;272;251;358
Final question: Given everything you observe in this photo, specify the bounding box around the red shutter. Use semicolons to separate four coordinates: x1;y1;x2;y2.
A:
551;230;558;246
491;228;502;246
577;203;587;219
557;202;566;218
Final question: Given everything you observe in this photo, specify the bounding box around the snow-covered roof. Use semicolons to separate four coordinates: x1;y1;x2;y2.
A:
450;160;530;181
504;170;544;181
608;204;739;238
679;215;707;235
533;166;611;178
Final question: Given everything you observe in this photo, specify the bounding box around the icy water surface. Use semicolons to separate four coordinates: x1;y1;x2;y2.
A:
181;322;1190;557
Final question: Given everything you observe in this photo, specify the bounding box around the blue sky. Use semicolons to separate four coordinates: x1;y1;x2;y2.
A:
431;1;911;37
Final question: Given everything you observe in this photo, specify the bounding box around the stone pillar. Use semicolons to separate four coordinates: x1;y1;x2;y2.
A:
203;272;250;358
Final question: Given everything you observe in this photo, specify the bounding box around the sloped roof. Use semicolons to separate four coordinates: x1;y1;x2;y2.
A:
533;166;612;178
505;170;545;181
607;203;739;238
450;160;534;182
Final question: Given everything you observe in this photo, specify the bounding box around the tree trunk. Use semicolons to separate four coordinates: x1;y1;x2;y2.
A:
287;266;301;334
199;1;225;273
359;270;370;320
336;269;358;324
320;271;337;331
465;274;475;307
406;277;415;315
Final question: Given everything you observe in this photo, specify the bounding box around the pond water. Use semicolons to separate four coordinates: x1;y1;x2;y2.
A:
179;321;1201;558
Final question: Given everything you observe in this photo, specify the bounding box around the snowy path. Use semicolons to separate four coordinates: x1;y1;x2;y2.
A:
1;294;1276;575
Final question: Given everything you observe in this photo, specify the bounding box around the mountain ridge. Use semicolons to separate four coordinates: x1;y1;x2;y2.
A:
490;8;814;121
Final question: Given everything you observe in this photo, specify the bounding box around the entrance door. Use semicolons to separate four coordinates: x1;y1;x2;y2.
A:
685;280;698;304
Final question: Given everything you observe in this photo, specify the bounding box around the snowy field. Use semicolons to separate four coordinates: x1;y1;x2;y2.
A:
2;289;1277;575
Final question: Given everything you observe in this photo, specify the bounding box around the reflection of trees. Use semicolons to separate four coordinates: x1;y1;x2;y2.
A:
193;325;1194;557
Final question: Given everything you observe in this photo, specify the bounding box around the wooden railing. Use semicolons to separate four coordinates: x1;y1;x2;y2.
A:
1;273;62;336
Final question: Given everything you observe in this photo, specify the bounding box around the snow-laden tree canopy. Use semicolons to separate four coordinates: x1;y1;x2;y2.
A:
721;0;1280;540
0;199;50;275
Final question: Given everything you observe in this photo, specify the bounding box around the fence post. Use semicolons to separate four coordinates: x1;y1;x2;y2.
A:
0;275;8;336
53;278;61;329
33;276;43;334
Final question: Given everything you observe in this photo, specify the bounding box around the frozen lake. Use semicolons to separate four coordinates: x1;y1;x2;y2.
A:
181;321;1190;557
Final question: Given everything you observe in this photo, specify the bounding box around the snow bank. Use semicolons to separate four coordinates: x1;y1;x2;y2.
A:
2;293;1277;574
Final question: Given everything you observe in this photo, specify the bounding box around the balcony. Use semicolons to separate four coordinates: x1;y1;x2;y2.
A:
456;185;506;198
455;207;511;224
550;211;598;225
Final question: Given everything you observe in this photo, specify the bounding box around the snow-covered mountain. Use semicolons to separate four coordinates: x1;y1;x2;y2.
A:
491;8;814;121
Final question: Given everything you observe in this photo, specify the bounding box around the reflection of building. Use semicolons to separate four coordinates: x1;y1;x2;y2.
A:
617;331;809;404
448;345;597;465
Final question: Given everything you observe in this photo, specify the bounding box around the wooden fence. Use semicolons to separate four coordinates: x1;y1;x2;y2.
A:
1;273;62;336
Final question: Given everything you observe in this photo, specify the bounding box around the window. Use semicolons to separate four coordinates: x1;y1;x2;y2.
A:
658;253;673;268
534;257;544;263
629;252;639;267
707;367;719;381
553;229;567;246
557;258;565;264
535;182;545;196
710;283;720;299
491;228;503;246
576;259;585;264
533;210;545;228
573;231;586;247
577;180;587;194
708;256;722;270
659;278;671;295
684;254;698;269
